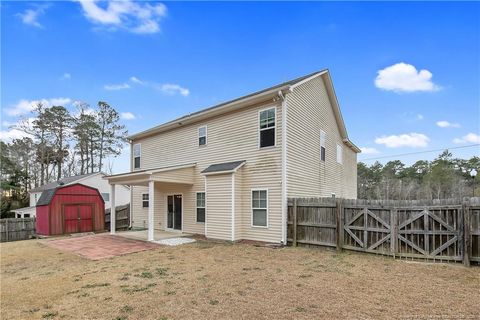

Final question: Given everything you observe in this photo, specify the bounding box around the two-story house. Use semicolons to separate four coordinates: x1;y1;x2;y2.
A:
106;70;360;244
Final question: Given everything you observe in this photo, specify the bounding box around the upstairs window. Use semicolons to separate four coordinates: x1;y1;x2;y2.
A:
198;126;207;146
337;144;343;164
142;193;149;208
320;130;326;162
133;143;141;169
196;192;206;223
259;108;276;148
101;193;110;201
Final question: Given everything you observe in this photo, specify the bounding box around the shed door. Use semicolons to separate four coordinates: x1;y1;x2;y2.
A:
78;205;93;232
64;205;79;233
63;204;94;234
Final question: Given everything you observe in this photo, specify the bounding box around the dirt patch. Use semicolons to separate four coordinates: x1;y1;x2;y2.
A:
1;238;479;319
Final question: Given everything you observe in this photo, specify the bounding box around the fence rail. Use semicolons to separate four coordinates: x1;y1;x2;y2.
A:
0;218;36;242
288;197;480;266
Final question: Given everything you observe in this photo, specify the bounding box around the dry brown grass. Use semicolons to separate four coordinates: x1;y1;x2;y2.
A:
1;238;479;320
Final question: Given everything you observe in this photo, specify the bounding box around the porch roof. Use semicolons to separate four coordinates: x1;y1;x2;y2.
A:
104;163;196;186
201;160;246;175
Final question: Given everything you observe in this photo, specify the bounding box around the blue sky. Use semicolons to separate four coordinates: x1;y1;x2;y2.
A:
1;1;479;173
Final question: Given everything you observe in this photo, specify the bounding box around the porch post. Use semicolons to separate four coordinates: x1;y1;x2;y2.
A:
110;184;116;234
148;180;155;241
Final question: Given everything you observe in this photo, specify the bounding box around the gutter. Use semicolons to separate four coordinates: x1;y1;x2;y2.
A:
128;85;291;140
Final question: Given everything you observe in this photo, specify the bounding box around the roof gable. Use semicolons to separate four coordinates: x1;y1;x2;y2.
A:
30;172;102;193
36;183;105;206
290;71;360;153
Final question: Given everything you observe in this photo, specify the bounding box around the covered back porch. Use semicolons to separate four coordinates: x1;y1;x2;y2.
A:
105;163;197;241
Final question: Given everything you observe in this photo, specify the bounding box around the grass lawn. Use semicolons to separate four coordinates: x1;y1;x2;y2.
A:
1;238;479;320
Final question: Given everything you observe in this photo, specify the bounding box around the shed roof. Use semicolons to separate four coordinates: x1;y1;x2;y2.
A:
35;183;104;206
30;172;100;193
201;160;246;175
36;188;57;206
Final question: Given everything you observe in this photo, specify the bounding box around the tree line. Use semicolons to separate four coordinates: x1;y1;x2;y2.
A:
1;101;127;215
357;151;479;200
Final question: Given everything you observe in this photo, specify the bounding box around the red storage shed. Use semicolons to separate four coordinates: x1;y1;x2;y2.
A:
36;183;105;236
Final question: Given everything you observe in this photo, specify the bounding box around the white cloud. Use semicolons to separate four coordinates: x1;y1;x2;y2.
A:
16;5;48;28
159;84;190;97
2;120;15;128
375;133;430;148
129;76;144;85
108;76;190;97
436;120;460;128
120;112;136;120
0;118;35;142
0;128;32;142
4;98;72;116
77;0;167;34
104;83;131;91
453;133;480;144
416;114;424;120
375;62;440;93
359;147;380;154
62;73;71;80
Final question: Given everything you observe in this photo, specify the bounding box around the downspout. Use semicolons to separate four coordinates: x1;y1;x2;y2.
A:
129;139;133;229
279;89;289;245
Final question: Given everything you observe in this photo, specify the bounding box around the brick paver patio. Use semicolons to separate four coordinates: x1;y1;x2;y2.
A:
44;233;158;260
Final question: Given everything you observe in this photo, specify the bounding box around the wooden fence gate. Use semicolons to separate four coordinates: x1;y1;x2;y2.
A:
288;197;479;266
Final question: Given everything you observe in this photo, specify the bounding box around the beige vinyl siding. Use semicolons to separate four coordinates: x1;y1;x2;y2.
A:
152;166;194;185
286;74;357;199
131;186;149;229
205;174;232;240
131;183;204;234
131;99;283;242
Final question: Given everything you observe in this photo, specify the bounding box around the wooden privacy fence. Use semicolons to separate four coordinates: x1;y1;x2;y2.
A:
287;197;480;266
105;204;130;231
0;218;36;242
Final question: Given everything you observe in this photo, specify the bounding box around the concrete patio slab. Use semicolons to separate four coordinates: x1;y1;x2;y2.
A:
116;229;190;241
43;233;158;260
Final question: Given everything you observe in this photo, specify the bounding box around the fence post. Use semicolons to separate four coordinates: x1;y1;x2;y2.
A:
336;199;343;251
463;199;471;267
390;209;397;258
293;198;298;247
5;219;9;242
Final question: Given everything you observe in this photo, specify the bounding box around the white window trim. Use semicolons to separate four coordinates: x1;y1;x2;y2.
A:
198;125;207;147
337;144;343;164
133;143;141;169
258;106;277;149
142;193;149;208
320;130;326;162
196;191;206;224
251;188;269;228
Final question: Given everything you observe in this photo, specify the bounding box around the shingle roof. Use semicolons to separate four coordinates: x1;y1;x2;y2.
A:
201;160;246;174
30;172;100;193
128;70;327;140
36;188;58;206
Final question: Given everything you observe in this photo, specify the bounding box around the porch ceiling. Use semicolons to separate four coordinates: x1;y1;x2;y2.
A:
105;163;196;186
